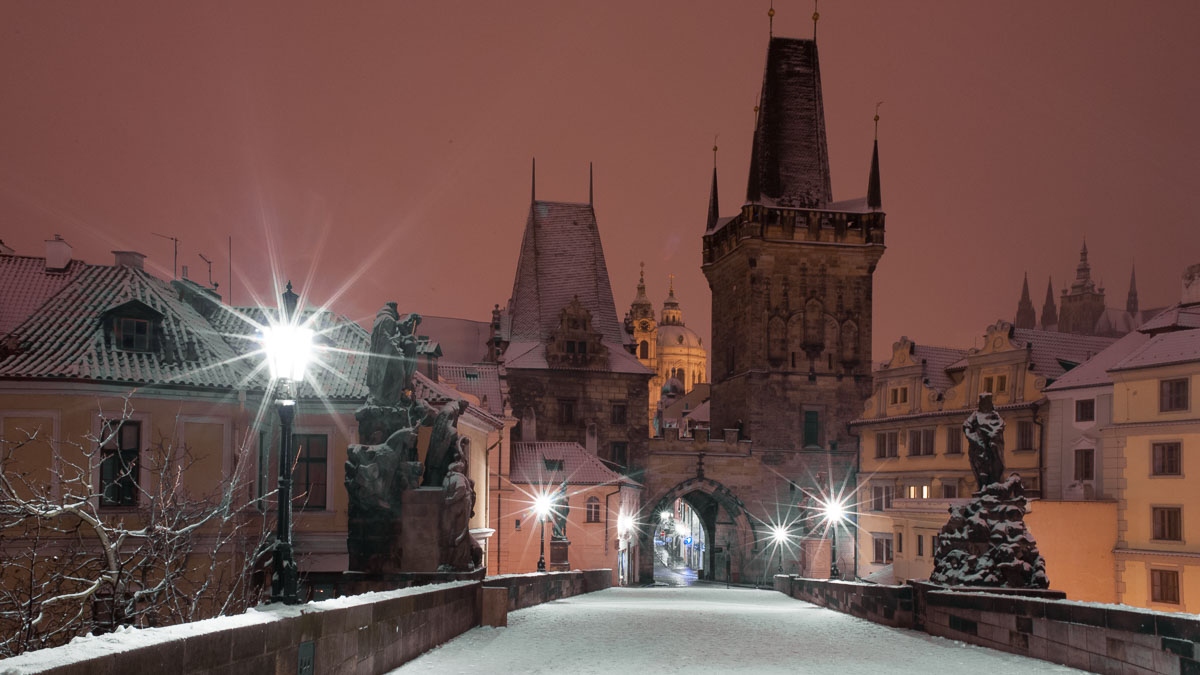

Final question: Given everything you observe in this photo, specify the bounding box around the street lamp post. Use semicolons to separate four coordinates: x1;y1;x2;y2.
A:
534;494;552;572
263;283;313;605
820;497;848;581
771;526;787;575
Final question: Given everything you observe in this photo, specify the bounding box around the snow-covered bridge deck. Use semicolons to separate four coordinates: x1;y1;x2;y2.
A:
390;585;1084;674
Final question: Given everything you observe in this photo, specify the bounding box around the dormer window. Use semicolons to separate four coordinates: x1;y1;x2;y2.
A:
102;300;164;354
115;317;152;351
544;459;564;471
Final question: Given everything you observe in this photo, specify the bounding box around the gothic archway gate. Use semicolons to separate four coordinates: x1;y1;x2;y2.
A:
639;477;759;585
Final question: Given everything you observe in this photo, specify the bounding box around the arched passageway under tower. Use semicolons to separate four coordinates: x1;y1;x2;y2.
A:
639;477;759;586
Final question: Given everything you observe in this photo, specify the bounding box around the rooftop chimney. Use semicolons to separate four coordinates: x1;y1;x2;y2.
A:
0;239;13;255
112;250;146;271
45;235;72;271
1182;263;1200;306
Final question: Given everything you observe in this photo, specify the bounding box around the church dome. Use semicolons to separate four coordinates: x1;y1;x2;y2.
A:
657;324;703;350
661;377;685;397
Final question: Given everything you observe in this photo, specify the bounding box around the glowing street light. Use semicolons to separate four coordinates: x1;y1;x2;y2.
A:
660;510;672;522
533;493;554;572
771;525;789;574
617;513;634;537
819;497;849;580
263;281;313;605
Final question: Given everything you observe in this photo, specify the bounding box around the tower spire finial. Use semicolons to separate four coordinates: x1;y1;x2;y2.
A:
589;161;593;207
713;134;719;168
768;1;775;38
531;157;536;203
874;101;883;140
867;104;883;211
812;0;820;41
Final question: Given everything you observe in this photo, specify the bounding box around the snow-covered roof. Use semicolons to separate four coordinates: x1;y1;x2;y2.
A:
506;200;627;346
0;264;251;389
1110;328;1200;372
0;253;91;337
911;344;968;393
1138;303;1200;334
1043;330;1151;392
509;441;635;486
438;362;506;417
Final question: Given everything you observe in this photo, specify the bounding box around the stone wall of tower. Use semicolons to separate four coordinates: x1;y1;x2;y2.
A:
704;212;883;451
507;367;649;466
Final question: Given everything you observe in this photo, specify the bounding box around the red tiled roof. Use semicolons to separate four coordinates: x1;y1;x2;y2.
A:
0;254;90;337
1012;328;1117;379
1044;330;1152;391
506;201;627;346
501;340;649;374
510;442;634;486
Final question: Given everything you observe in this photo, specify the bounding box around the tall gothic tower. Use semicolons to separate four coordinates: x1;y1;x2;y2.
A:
702;36;885;451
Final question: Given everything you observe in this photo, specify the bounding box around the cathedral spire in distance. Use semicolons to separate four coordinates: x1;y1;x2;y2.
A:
1041;277;1058;329
1127;263;1139;315
1015;272;1036;329
707;155;720;232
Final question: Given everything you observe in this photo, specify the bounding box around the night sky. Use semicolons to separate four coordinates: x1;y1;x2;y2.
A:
2;1;1197;360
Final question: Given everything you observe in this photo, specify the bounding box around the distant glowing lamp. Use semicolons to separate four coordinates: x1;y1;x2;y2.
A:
617;513;634;537
819;497;849;579
660;510;672;522
771;525;788;545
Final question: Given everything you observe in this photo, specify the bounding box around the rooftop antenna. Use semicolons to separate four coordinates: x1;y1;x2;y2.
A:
812;0;820;41
768;1;775;37
198;253;218;288
152;232;179;279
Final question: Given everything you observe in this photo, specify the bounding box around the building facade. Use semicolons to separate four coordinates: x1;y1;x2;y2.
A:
627;268;708;430
852;321;1118;599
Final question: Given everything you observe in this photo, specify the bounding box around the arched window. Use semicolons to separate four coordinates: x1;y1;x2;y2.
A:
639;340;649;359
586;496;601;523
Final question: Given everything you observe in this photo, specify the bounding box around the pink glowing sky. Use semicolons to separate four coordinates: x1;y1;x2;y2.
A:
1;2;1197;360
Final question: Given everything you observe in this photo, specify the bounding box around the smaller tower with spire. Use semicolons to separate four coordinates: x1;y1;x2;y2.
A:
1015;273;1036;329
661;274;683;325
1126;264;1139;316
1041;277;1058;329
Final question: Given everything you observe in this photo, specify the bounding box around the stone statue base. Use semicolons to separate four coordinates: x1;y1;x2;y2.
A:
348;488;482;574
930;475;1049;589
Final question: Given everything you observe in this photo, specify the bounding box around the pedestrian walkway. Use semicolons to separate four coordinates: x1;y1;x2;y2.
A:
389;585;1085;674
652;547;699;586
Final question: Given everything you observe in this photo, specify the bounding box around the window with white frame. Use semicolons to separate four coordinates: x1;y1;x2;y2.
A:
872;534;894;563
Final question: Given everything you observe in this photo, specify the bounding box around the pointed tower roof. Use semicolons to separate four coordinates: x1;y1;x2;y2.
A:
1041;277;1058;329
1127;264;1139;315
867;139;881;211
745;37;831;208
1071;240;1095;293
707;167;720;232
507;200;624;345
1015;273;1037;329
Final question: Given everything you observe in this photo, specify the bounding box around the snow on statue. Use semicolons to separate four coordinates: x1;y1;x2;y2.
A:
930;392;1049;589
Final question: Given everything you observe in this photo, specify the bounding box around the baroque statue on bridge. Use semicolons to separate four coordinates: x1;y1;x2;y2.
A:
963;392;1006;489
346;302;479;574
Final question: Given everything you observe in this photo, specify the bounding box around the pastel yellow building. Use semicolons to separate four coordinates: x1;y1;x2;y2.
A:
852;320;1117;601
1104;326;1200;611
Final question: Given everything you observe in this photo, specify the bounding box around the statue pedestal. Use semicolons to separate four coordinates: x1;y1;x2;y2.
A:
398;488;445;573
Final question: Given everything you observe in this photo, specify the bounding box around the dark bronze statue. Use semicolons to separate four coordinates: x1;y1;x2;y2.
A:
963;392;1006;489
422;399;469;487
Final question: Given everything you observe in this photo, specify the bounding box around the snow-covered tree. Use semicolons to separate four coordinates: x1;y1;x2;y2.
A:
0;398;274;657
